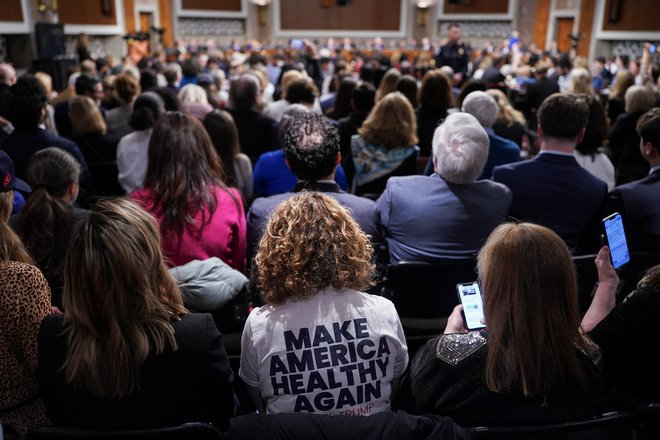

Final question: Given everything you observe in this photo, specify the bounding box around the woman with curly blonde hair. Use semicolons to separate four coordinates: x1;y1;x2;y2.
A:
240;192;408;416
351;92;419;196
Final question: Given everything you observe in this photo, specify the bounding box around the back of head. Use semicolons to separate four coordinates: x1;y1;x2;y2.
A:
6;74;47;130
139;68;159;92
285;78;317;106
462;90;498;128
21;148;81;269
0;63;17;86
359;91;418;149
637;107;660;154
203;109;240;184
284;112;339;181
150;86;180;112
256;192;374;305
420;69;452;114
113;73;141;105
70;95;107;136
625;85;656;114
575;95;608;155
432;112;489;184
568;67;594;95
610;69;634;99
129;92;164;131
537;93;589;141
63;198;185;398
145;112;225;238
376;68;401;101
230;76;258;111
280;69;303;100
351;83;376;114
74;74;100;96
478;223;583;396
396;75;418;108
178;83;209;106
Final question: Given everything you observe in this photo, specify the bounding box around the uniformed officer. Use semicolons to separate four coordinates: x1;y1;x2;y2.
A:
435;23;469;86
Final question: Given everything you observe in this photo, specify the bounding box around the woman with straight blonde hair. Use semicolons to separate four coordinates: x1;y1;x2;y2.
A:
375;67;401;102
240;192;408;415
607;69;634;122
406;222;615;426
37;198;235;429
486;88;527;148
351;91;419;196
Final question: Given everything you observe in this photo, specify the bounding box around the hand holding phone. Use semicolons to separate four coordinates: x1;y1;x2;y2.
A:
456;282;486;330
602;212;630;269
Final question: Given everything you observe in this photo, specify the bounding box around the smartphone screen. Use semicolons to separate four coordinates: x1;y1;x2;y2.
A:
290;39;304;50
603;212;630;269
456;282;486;330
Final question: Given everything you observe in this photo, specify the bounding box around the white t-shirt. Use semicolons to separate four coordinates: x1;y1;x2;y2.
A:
239;288;408;416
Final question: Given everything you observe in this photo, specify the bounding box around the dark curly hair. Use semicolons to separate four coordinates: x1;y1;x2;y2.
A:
256;192;374;305
283;112;340;181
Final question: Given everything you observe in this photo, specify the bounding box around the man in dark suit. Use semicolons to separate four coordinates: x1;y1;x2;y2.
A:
602;108;660;252
492;93;608;253
524;61;559;130
248;112;379;258
227;75;278;164
377;112;511;263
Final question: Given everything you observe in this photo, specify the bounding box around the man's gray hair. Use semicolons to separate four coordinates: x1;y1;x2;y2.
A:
461;90;498;128
432;112;490;184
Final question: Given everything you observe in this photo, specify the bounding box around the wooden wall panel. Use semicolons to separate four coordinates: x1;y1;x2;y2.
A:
181;0;242;11
159;0;174;46
532;0;551;50
58;0;118;25
280;0;401;31
443;0;509;14
602;0;660;31
577;0;595;58
124;0;136;32
0;0;23;22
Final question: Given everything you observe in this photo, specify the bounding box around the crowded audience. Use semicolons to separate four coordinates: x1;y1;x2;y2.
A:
1;20;660;440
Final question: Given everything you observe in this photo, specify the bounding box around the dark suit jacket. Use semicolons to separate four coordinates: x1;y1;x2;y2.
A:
601;168;660;253
227;108;278;164
492;152;608;252
38;312;236;430
0;127;95;198
479;133;520;180
247;181;380;257
607;112;649;184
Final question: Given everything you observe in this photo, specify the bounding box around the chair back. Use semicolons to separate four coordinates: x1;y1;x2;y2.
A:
467;411;632;440
25;422;221;440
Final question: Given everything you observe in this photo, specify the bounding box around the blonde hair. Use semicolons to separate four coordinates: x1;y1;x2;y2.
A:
281;70;304;100
486;88;526;126
178;83;209;106
359;91;418;149
0;191;33;264
69;96;107;136
376;68;401;102
568;67;594;95
478;223;586;397
63;198;186;398
625;85;656;114
256;192;374;305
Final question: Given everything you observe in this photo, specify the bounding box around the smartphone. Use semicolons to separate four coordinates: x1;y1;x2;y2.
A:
650;44;656;54
456;282;486;330
290;39;304;50
602;212;630;269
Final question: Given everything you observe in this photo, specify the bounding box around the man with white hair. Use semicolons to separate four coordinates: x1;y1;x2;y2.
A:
0;63;17;118
461;90;520;179
376;112;511;263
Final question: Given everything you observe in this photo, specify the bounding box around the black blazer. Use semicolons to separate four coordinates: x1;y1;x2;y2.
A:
492;153;608;253
227;108;278;164
38;312;236;430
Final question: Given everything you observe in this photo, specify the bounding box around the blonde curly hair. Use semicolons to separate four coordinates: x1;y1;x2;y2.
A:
256;192;375;305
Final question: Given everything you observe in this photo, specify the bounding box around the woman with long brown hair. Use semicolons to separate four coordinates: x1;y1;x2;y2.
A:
406;223;615;426
0;151;52;438
37;198;235;429
131;111;246;271
351;92;419;196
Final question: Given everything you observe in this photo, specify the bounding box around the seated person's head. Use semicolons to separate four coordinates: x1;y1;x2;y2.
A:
113;73;141;106
574;95;607;156
637;107;660;162
537;93;589;143
63;198;186;398
351;83;376;114
432;112;489;184
625;85;656;115
461;91;498;128
129;92;165;131
477;222;584;395
284;78;317;108
283;112;340;182
74;74;102;102
256;192;374;305
229;75;258;111
6;74;47;130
